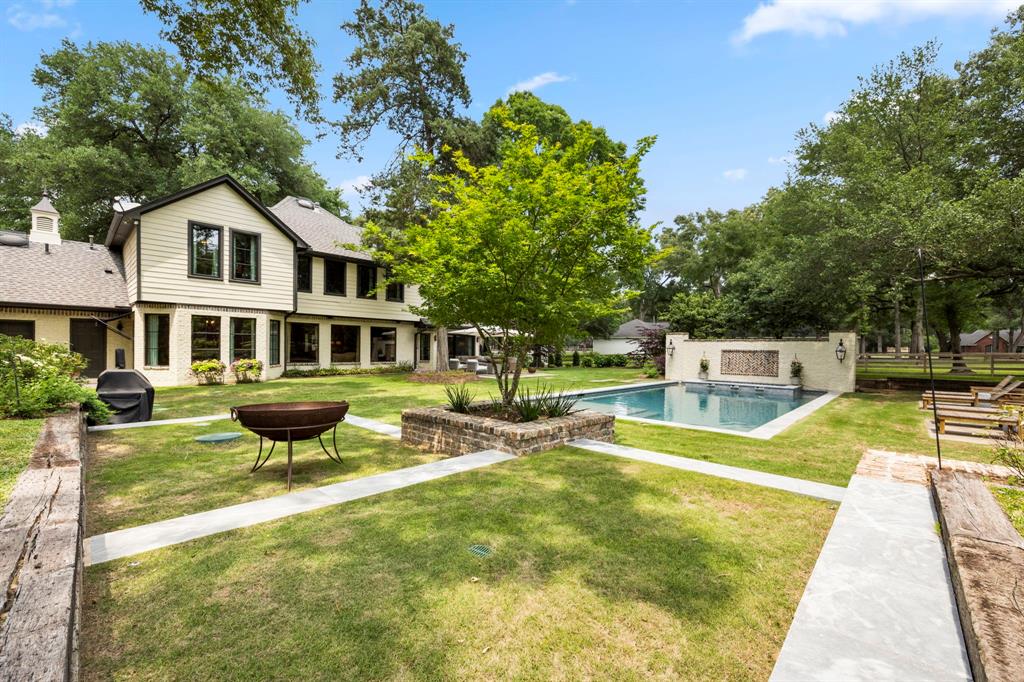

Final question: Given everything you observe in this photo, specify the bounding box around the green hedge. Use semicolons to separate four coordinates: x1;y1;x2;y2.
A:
282;362;414;378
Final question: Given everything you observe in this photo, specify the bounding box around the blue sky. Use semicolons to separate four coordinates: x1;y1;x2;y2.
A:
0;0;1017;229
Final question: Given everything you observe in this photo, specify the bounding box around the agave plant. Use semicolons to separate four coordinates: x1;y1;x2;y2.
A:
444;383;476;413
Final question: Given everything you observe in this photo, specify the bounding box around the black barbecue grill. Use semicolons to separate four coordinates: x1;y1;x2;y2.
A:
96;369;155;424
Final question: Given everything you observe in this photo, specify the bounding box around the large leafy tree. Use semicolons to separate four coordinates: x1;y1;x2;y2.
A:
139;0;321;121
366;114;654;404
1;40;343;241
333;0;471;368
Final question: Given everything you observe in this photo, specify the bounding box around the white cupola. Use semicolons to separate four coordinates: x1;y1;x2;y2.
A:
29;193;61;245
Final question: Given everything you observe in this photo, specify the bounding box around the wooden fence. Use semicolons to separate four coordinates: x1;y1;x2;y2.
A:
858;352;1024;376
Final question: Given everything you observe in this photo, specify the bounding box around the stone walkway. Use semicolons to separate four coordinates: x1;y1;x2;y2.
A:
770;453;972;681
85;449;515;565
568;438;846;502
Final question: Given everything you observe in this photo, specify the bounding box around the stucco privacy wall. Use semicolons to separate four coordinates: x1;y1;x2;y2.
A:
665;331;857;393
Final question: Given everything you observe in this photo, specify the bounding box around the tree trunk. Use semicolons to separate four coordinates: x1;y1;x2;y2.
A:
876;332;884;353
894;304;902;358
945;303;971;374
436;327;449;371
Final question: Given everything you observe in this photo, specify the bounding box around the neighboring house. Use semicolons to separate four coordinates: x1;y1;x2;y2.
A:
959;329;1024;353
593;319;668;355
0;175;434;386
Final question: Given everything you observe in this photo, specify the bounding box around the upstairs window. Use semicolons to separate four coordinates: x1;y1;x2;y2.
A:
385;281;404;303
324;259;347;296
297;255;312;292
189;222;222;279
357;264;377;299
230;231;260;283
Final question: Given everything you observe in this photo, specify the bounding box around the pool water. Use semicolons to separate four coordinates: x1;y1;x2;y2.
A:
576;383;822;433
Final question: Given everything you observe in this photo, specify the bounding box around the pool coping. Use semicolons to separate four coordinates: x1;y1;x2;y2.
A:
568;381;841;440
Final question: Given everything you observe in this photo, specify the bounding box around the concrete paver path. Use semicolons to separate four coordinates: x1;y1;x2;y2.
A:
770;473;971;681
85;449;514;565
568;438;846;502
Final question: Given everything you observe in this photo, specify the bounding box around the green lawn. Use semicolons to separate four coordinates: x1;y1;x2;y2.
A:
992;484;1024;537
87;421;444;535
0;418;43;509
82;448;835;681
616;392;993;487
150;366;649;424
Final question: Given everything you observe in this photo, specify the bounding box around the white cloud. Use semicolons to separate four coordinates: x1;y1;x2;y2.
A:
7;0;75;31
733;0;1016;44
768;154;795;165
338;175;372;197
15;121;48;137
723;168;748;181
823;110;843;125
506;72;571;96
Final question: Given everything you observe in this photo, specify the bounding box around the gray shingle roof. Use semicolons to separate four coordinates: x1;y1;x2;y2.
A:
269;197;371;262
610;319;669;339
0;233;128;310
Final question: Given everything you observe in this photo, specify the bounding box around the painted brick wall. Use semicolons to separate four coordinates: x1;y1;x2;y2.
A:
665;331;857;393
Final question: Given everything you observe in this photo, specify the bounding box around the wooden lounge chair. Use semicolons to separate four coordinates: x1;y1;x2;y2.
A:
922;380;1024;408
970;375;1015;396
934;407;1022;435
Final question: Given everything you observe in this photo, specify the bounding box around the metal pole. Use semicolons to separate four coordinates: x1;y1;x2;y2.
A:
917;248;942;469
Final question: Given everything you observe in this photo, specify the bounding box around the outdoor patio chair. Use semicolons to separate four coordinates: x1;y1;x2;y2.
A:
922;380;1024;408
934;407;1022;435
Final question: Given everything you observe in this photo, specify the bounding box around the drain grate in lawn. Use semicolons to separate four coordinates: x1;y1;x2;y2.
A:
468;544;492;557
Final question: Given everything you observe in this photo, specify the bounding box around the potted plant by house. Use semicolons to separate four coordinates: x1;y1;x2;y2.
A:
698;356;710;380
190;359;226;385
790;359;803;386
231;358;263;384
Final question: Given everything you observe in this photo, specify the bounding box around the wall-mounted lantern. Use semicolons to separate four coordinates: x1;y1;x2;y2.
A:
835;339;847;363
667;340;675;356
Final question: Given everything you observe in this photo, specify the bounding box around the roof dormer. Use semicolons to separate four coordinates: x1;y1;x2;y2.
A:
29;193;61;246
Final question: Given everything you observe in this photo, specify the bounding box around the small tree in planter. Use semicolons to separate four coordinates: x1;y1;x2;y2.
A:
190;359;226;385
790;358;803;385
365;111;653;407
231;358;263;383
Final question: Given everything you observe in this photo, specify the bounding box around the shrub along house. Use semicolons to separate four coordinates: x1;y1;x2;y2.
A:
0;175;432;386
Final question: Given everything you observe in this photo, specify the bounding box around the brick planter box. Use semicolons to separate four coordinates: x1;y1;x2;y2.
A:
401;406;615;456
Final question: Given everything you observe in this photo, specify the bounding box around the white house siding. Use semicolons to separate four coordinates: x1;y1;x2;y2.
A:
137;184;295;312
0;307;133;374
664;331;857;394
123;228;137;304
133;303;280;387
296;257;422;321
593;338;637;355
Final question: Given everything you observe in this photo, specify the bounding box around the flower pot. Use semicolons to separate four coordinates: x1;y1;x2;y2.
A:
698;371;708;380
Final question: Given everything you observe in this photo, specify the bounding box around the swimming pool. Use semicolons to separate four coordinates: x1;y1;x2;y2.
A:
576;382;826;435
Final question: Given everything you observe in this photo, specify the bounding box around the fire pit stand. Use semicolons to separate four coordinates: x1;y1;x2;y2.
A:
230;401;349;490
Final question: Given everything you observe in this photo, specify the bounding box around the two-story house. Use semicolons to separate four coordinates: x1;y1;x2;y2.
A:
0;175;435;386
